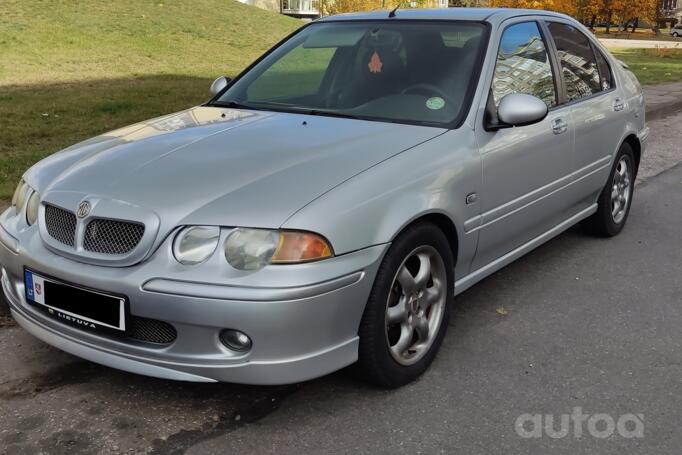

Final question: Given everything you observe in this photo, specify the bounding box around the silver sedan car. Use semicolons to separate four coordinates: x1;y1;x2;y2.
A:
0;8;647;387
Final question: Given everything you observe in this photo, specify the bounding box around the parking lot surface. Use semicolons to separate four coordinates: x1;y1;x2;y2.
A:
1;113;682;454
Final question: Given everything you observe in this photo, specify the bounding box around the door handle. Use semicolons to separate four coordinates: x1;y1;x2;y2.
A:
551;118;568;135
613;98;625;112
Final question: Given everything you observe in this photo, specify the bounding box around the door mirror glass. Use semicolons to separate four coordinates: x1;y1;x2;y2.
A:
497;93;548;127
210;76;231;96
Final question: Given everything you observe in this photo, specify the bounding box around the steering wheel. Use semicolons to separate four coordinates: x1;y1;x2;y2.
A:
401;83;453;105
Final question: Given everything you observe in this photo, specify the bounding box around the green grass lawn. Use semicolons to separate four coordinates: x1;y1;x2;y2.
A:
1;2;681;204
0;0;300;202
610;48;682;85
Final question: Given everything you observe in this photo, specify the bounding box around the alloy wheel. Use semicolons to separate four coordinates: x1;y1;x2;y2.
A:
611;156;632;224
384;245;447;366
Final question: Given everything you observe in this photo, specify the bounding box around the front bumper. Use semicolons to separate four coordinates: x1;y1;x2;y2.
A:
0;209;386;384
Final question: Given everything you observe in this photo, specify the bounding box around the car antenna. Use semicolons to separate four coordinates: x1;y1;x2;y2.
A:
388;2;401;18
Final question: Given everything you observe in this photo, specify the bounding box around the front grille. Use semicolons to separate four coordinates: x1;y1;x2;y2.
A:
83;219;145;255
126;316;177;345
44;205;77;247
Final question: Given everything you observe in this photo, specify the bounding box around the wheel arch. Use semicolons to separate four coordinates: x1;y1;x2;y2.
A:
391;211;459;269
622;133;642;175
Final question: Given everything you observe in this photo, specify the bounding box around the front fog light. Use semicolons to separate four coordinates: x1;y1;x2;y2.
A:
219;329;252;352
173;226;220;265
26;191;40;225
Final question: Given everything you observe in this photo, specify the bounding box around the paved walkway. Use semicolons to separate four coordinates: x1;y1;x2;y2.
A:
600;38;682;49
644;81;682;120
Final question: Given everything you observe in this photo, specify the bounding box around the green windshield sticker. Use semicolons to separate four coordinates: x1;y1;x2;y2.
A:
426;97;445;110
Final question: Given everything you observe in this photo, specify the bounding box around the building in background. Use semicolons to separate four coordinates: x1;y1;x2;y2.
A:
280;0;321;18
662;0;681;25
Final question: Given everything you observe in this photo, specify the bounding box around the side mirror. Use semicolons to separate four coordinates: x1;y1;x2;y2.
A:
496;93;548;128
210;76;231;96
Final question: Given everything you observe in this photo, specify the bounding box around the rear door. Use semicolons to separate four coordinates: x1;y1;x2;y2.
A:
472;19;575;269
544;21;626;207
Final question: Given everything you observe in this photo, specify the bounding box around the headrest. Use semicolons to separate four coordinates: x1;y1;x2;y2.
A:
462;36;482;55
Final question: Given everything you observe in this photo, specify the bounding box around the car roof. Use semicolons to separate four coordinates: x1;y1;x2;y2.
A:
317;7;573;24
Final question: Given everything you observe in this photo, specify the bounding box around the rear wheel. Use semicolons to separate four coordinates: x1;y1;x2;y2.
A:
357;222;453;388
584;142;635;237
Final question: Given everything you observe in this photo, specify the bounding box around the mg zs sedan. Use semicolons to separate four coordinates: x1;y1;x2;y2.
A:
0;8;648;387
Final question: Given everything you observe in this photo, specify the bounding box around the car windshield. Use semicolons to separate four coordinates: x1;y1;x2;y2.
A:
212;21;487;127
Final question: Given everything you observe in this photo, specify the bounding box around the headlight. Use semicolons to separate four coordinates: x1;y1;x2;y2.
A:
224;228;279;271
224;228;333;271
26;191;40;226
11;180;29;211
173;226;220;265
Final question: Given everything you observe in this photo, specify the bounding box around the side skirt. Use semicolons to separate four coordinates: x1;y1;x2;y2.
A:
454;204;598;296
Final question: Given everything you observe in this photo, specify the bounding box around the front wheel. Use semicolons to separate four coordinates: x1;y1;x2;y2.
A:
584;142;636;236
357;222;454;388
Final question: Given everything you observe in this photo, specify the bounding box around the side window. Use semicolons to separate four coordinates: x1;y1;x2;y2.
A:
492;22;557;108
547;22;602;101
593;45;613;91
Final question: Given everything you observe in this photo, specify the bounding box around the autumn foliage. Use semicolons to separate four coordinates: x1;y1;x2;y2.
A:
325;0;662;32
323;0;447;16
489;0;660;28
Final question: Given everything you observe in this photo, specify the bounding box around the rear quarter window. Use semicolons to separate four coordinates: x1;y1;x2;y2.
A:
592;45;614;91
547;22;602;101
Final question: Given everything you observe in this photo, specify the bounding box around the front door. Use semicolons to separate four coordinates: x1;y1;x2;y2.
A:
472;20;575;270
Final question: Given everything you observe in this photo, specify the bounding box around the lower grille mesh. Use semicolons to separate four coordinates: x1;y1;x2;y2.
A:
126;317;177;345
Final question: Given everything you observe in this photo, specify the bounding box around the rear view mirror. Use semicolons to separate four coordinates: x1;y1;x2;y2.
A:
496;93;549;127
210;76;231;96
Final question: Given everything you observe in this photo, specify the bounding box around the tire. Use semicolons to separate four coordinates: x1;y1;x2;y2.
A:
673;32;679;37
357;222;454;388
583;142;636;237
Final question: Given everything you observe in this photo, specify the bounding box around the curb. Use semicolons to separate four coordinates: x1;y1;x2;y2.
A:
646;98;682;121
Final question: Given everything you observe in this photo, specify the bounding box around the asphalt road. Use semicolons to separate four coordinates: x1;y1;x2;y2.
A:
1;115;681;454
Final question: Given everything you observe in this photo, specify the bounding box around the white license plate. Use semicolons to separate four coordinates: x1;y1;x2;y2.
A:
24;270;126;332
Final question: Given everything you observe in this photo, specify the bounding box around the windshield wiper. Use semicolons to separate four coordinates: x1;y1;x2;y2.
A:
208;102;361;120
305;109;363;121
208;100;260;110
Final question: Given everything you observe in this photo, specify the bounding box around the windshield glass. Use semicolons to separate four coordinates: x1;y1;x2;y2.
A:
214;21;487;127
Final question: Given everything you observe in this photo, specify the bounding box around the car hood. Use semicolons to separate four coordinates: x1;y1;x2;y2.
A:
28;106;444;240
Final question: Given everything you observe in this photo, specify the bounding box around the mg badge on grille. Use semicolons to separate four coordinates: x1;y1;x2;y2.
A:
76;201;91;218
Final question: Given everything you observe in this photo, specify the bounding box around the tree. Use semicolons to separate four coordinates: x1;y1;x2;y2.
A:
490;0;658;32
323;0;380;15
323;0;449;15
